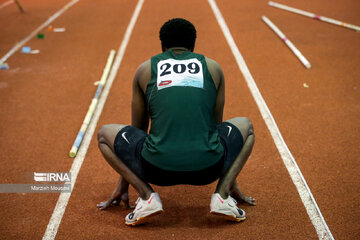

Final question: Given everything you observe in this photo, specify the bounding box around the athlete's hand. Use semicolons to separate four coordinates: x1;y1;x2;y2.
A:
97;176;133;210
97;192;131;210
231;182;256;206
239;195;256;206
96;199;115;210
231;192;256;206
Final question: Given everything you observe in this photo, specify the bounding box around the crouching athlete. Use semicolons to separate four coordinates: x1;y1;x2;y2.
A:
97;18;255;226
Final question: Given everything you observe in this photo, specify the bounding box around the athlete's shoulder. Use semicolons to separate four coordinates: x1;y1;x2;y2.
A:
136;59;151;76
205;57;221;69
134;59;151;92
205;57;224;79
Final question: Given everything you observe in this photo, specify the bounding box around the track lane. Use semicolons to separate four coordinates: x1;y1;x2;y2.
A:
0;0;69;58
216;0;360;238
1;0;358;239
0;0;137;239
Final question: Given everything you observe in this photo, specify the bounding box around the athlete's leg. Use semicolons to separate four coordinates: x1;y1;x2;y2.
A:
215;117;255;201
97;124;154;200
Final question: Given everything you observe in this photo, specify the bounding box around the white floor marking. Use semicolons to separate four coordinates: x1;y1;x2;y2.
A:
41;0;144;239
0;0;79;66
208;0;334;239
0;0;13;9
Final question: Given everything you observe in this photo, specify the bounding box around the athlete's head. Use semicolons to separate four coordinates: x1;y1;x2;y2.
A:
159;18;197;52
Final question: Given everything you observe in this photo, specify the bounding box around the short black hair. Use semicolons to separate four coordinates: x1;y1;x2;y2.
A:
159;18;197;50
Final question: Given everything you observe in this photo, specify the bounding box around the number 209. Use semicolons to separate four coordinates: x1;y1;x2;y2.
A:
159;62;200;77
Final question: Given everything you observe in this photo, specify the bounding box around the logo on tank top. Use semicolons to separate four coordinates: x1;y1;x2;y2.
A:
159;80;172;86
157;58;204;90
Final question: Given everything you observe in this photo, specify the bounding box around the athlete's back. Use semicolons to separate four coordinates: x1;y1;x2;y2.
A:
140;49;224;171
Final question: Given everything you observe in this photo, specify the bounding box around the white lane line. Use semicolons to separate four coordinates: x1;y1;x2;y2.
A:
41;0;144;239
0;0;79;66
208;0;334;239
0;0;13;9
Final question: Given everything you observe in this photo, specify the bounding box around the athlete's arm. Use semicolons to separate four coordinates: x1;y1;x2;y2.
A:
214;68;225;125
206;58;225;125
131;60;151;132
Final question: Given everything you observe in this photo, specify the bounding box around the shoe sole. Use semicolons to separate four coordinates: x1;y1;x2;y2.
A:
125;210;163;226
210;211;246;222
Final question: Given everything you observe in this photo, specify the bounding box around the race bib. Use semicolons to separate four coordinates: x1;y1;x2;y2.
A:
157;58;204;90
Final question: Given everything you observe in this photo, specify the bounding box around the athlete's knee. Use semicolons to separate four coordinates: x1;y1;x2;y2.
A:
227;117;254;140
98;124;127;151
245;119;255;143
97;125;111;145
228;117;250;126
97;125;105;141
228;117;251;129
247;119;254;136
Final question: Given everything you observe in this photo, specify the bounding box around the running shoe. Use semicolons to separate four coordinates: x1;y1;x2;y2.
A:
210;193;246;222
125;192;163;226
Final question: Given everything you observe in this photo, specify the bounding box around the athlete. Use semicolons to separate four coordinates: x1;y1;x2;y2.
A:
97;18;255;226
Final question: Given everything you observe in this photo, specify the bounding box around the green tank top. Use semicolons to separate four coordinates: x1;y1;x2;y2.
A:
141;50;224;171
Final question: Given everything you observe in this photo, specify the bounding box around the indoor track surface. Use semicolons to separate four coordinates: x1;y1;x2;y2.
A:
0;0;359;239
